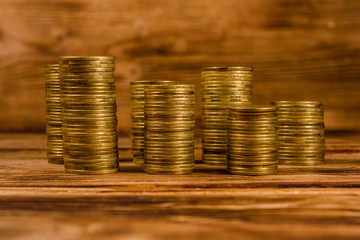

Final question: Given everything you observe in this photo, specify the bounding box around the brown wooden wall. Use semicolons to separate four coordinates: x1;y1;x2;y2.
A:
0;0;359;133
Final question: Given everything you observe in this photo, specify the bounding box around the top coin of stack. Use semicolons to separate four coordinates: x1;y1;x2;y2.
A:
59;56;119;174
45;64;63;164
227;105;278;175
144;84;195;175
201;67;253;166
273;101;325;166
130;80;178;166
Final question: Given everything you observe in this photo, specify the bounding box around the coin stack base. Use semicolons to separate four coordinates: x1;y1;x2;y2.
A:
130;80;178;166
144;84;195;175
227;105;278;176
60;56;119;175
202;67;253;166
273;101;325;166
45;64;63;164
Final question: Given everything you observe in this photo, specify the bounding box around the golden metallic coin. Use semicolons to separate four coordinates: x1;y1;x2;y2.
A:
201;67;253;166
142;83;195;174
273;101;325;166
45;63;63;165
130;80;183;166
226;105;278;175
202;66;253;71
65;168;118;175
58;56;119;174
227;164;278;176
60;56;114;62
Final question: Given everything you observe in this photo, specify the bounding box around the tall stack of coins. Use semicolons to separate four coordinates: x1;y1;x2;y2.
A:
130;80;178;166
227;105;278;175
201;67;253;166
273;101;325;165
59;56;119;174
144;84;195;174
45;64;63;164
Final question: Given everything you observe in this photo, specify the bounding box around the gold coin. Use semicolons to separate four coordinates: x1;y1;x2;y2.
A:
60;56;114;61
65;168;118;175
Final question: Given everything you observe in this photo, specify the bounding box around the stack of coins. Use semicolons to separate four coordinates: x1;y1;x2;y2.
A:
273;101;325;165
144;84;195;174
227;105;278;175
59;56;119;174
201;67;253;166
45;64;63;164
130;80;178;166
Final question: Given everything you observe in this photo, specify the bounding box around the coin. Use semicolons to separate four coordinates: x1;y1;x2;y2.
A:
227;165;278;176
142;84;195;174
60;56;114;61
226;105;278;175
45;64;64;164
65;168;118;175
273;101;325;166
201;67;253;166
130;80;179;166
57;56;119;174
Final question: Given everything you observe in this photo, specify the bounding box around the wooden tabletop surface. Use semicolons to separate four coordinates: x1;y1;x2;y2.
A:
0;132;359;239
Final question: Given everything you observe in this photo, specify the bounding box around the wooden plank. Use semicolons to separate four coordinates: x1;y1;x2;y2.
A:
0;187;359;239
0;206;359;240
0;0;359;132
0;151;360;188
0;133;359;239
0;133;359;189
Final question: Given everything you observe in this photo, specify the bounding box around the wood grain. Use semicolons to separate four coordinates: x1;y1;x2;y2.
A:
0;132;360;239
0;0;359;132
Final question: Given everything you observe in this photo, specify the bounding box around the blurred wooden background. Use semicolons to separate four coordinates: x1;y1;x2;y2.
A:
0;0;359;134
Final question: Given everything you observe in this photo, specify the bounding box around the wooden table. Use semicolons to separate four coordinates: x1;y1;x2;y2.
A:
0;132;359;239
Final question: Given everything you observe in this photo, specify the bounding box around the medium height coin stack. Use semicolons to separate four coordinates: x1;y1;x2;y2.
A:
201;67;253;166
273;101;325;165
59;56;119;174
144;84;195;174
130;80;178;166
227;106;278;175
45;64;63;164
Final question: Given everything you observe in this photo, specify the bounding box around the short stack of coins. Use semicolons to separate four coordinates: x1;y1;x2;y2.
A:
201;67;253;166
273;101;325;165
45;64;63;164
227;105;278;175
130;80;178;166
144;84;195;174
59;56;119;174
